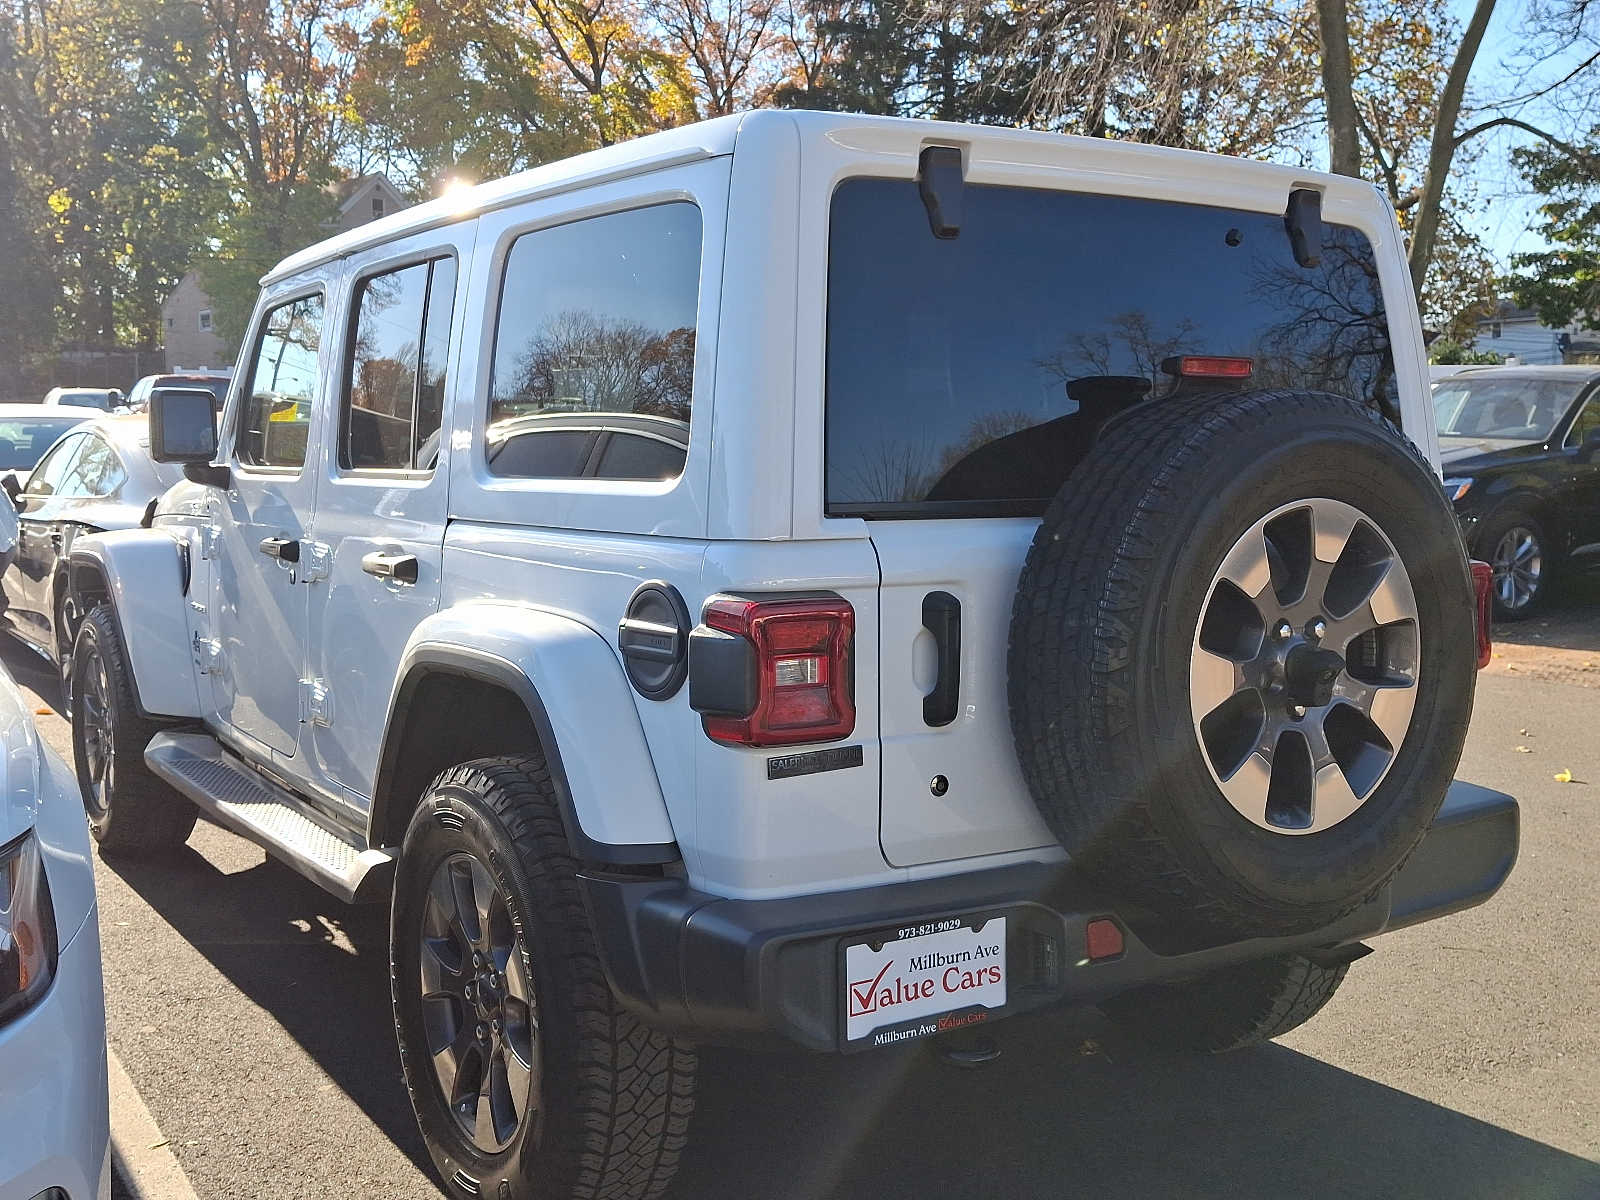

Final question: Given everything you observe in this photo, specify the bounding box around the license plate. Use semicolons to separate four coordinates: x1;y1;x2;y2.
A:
843;915;1007;1045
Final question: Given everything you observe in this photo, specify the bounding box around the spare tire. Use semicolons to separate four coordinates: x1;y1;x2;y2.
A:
1008;389;1474;936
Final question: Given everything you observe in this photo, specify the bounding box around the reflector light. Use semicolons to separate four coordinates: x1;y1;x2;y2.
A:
702;597;855;746
1084;917;1125;962
1171;355;1254;378
1470;559;1493;670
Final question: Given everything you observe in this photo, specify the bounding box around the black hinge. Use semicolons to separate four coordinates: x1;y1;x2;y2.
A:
918;145;965;240
1284;188;1323;268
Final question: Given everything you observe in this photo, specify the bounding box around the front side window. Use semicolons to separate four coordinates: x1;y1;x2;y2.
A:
1565;395;1600;447
23;433;85;497
825;179;1397;516
487;202;701;481
238;292;324;469
343;256;457;471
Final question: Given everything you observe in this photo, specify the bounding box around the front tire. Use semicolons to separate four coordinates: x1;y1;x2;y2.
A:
70;605;196;854
392;755;696;1200
1099;953;1348;1053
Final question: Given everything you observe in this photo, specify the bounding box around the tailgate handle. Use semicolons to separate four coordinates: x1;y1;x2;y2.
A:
922;591;961;727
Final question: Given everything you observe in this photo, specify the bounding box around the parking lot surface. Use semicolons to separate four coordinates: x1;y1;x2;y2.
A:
9;603;1599;1199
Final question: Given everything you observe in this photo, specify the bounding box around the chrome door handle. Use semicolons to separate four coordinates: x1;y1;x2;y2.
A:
361;551;418;584
258;536;300;563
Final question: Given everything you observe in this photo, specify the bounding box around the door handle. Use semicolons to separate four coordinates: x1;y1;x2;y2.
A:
361;551;418;584
258;536;300;563
922;591;961;727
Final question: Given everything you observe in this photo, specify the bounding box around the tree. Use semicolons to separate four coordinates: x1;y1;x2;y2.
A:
648;0;776;115
1506;134;1600;331
1315;0;1360;175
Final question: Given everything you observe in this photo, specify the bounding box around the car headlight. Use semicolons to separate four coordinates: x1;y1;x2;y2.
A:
0;830;56;1026
1442;476;1473;502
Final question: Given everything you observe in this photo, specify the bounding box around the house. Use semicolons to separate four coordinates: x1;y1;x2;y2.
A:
160;174;409;370
1473;302;1600;365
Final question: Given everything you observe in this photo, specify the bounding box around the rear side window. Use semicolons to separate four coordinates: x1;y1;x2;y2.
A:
238;293;324;469
344;256;458;471
487;202;700;481
825;179;1398;517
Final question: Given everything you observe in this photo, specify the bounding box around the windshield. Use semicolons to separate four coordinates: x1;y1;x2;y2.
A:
0;417;89;469
1433;377;1579;441
55;390;111;409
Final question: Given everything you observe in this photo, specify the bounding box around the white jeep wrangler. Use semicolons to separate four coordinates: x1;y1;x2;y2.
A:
68;112;1517;1199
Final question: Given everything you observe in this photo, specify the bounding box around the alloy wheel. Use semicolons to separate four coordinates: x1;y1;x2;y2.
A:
78;654;114;818
1490;525;1542;613
1189;498;1420;834
418;853;540;1153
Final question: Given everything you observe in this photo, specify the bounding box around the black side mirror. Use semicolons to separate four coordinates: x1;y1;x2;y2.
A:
149;387;229;487
0;473;19;506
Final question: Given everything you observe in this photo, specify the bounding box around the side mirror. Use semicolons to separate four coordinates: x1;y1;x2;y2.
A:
0;473;18;506
150;387;229;488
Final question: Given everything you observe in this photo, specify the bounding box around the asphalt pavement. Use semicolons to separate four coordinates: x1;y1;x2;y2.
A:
9;606;1599;1199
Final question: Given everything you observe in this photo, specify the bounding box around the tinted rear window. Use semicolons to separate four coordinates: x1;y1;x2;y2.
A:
825;179;1397;517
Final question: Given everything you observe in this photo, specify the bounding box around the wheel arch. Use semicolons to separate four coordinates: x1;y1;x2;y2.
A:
67;529;202;719
370;611;680;867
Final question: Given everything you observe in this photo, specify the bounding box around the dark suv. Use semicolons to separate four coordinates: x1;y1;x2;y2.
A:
1436;366;1600;619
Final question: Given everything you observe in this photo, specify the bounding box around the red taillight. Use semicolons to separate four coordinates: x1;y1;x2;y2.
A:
1167;354;1254;379
1470;559;1493;669
700;597;855;746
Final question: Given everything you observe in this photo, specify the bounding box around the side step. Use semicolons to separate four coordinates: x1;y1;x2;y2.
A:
144;731;394;903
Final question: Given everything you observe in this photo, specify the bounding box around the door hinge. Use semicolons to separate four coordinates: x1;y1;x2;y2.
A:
200;525;220;560
193;632;221;674
299;677;334;727
294;540;332;585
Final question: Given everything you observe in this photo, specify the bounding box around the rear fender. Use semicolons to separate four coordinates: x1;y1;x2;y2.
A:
374;604;679;863
68;528;203;718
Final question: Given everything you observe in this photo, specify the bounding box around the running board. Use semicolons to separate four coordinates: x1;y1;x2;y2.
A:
144;732;393;903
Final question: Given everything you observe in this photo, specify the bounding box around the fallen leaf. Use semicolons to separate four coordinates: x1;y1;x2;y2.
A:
1554;769;1574;783
1519;728;1529;735
33;706;49;716
1516;745;1532;753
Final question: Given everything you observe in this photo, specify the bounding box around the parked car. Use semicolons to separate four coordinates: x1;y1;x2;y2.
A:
2;415;184;701
1435;365;1600;620
42;386;124;413
0;659;111;1200
68;113;1515;1200
0;405;97;489
125;368;232;413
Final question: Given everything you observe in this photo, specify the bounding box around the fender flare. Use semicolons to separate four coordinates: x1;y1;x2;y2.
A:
67;529;203;719
373;607;680;866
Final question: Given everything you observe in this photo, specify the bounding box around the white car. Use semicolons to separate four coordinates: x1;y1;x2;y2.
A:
70;113;1516;1200
0;662;110;1199
42;387;125;414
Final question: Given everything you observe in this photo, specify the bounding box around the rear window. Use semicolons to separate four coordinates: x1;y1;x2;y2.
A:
825;179;1397;517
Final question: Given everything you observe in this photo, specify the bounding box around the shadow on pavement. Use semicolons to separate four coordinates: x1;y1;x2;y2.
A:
1494;559;1600;652
679;1015;1600;1200
99;844;436;1181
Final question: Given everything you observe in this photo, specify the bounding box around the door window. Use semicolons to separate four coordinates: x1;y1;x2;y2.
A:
343;256;458;471
238;293;325;469
486;202;700;480
57;435;126;497
23;433;86;497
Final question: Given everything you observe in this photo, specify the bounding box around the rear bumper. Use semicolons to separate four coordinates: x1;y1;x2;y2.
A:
581;781;1518;1052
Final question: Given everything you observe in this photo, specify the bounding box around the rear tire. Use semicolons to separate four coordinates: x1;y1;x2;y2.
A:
392;754;696;1200
1099;953;1348;1053
70;605;196;855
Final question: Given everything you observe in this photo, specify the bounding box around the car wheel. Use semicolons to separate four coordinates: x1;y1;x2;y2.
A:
1009;389;1476;937
1475;507;1549;622
1099;953;1348;1053
70;605;196;854
392;754;696;1200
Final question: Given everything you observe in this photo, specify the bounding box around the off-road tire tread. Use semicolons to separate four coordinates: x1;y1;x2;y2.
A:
73;605;195;854
1100;953;1349;1053
1009;390;1454;935
393;754;695;1200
